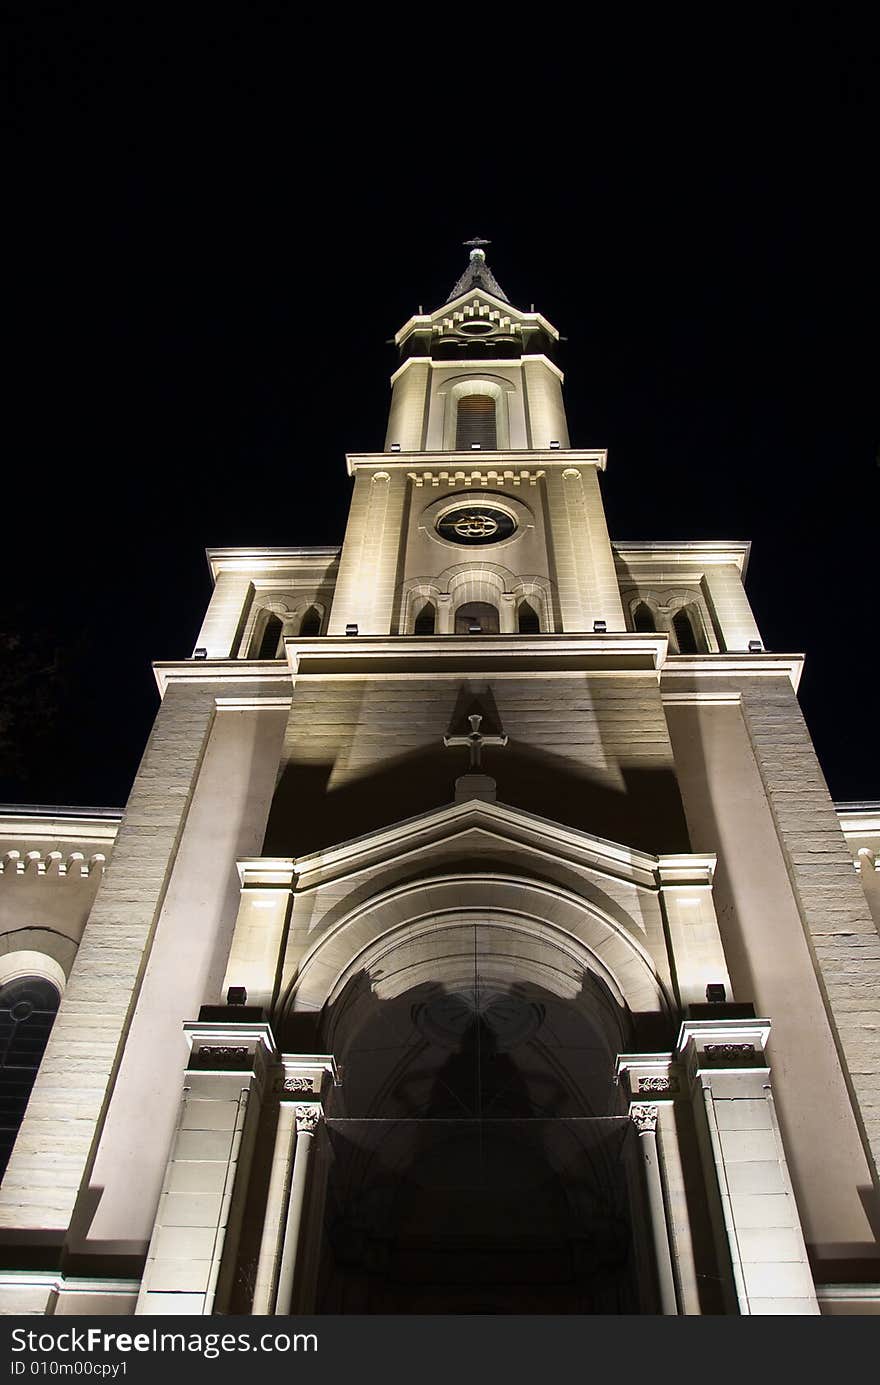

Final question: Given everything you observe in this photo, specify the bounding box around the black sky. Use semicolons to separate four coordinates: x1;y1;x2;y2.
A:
3;12;878;809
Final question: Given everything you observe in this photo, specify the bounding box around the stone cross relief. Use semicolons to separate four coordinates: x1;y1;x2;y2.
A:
443;714;508;771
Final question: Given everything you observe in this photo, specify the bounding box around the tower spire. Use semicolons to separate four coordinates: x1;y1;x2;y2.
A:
446;238;510;304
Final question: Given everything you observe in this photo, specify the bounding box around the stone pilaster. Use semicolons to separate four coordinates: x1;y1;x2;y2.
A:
136;1022;275;1316
701;565;762;652
0;685;218;1240
679;1019;819;1315
656;854;732;1008
224;860;296;1011
542;464;624;633
741;680;880;1178
194;572;253;658
328;469;408;635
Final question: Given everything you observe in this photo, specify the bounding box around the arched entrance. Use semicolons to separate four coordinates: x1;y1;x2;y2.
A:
297;918;659;1314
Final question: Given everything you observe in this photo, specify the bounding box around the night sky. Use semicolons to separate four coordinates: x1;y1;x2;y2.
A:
3;14;878;811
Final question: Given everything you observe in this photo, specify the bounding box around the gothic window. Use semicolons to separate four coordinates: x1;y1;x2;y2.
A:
299;606;322;637
455;395;497;450
517;600;541;633
256;612;284;658
671;606;700;654
0;975;61;1177
455;601;499;634
632;602;655;633
413;602;436;636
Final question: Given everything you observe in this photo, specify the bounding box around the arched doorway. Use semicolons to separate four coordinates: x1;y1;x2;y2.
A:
305;920;655;1314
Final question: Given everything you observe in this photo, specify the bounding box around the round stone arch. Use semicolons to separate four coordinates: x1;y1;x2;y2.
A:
281;871;673;1024
0;930;78;981
0;949;67;994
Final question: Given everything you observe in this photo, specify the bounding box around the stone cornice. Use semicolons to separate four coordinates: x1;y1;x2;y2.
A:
613;540;752;578
153;647;805;696
660;653;804;692
389;354;564;386
284;634;667;678
656;854;717;886
836;805;880;835
205;547;340;583
346;448;607;475
152;662;293;697
0;813;120;844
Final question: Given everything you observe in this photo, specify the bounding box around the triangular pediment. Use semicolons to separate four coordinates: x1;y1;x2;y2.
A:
287;796;665;892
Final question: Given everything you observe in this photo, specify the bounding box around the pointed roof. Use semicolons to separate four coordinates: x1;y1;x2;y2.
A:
446;242;510;304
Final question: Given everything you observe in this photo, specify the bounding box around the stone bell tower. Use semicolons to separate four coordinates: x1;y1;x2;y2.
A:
0;244;878;1316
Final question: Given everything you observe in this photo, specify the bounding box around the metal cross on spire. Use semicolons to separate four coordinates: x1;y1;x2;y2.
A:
443;714;508;771
463;236;491;250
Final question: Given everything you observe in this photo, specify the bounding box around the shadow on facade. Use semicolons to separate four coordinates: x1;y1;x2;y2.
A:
263;743;689;859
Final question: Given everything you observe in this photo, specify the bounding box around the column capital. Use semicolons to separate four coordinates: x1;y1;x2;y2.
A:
629;1103;659;1134
294;1104;323;1135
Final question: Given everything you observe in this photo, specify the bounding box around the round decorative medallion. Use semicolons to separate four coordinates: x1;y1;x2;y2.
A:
435;505;516;546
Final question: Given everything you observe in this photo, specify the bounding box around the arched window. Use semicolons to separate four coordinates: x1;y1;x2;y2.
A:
517;600;541;633
671;607;700;654
256;613;284;658
455;395;497;450
632;602;655;633
413;602;436;635
455;601;499;634
299;607;322;637
0;975;61;1177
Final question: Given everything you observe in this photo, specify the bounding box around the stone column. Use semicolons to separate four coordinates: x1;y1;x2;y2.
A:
679;1019;819;1315
136;1020;275;1316
499;591;517;634
436;593;453;634
251;1056;337;1315
275;1105;322;1313
616;1054;707;1315
629;1103;678;1314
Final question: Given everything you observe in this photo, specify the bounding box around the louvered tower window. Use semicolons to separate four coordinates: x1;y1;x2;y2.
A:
455;395;497;450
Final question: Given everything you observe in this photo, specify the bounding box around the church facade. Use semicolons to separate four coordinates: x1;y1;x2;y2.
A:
1;248;879;1315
